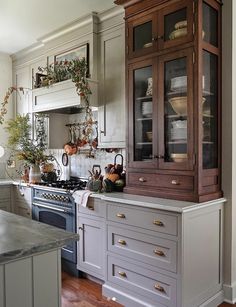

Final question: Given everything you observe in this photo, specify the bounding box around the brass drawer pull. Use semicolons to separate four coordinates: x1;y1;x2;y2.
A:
88;206;94;211
154;284;165;292
118;271;127;278
171;179;180;185
116;213;126;218
154;249;165;257
118;239;127;245
139;177;147;182
153;220;164;227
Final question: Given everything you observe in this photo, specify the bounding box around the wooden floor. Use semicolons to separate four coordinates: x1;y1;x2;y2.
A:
61;272;123;307
61;272;235;307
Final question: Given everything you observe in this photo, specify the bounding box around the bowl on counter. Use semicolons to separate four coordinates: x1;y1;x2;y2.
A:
171;153;188;163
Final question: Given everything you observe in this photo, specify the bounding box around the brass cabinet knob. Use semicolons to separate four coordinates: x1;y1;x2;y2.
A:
139;177;147;182
153;249;165;257
171;179;180;185
154;283;165;292
118;239;127;245
153;220;164;227
118;271;127;278
116;213;126;218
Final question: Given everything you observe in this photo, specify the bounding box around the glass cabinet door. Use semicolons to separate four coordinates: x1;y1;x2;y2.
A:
160;0;193;50
159;49;193;170
129;61;157;166
203;1;218;47
128;14;155;57
202;53;218;170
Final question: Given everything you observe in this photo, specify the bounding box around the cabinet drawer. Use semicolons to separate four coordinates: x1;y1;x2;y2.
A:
78;198;106;218
128;172;193;190
108;226;177;273
107;204;178;236
108;256;177;307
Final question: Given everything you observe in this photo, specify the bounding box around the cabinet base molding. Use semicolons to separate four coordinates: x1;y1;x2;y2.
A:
103;283;166;307
223;283;236;304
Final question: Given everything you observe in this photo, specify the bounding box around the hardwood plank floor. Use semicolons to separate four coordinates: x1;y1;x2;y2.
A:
61;272;123;307
62;272;235;307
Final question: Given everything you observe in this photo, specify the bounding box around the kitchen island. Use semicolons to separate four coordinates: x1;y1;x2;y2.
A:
0;210;79;307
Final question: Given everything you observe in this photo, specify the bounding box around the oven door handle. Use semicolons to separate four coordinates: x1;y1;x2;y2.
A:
32;202;70;213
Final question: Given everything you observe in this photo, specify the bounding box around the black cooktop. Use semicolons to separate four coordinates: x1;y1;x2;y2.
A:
36;177;87;190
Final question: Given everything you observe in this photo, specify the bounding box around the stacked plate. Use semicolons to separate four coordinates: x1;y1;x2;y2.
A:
171;120;187;141
142;100;152;118
171;76;187;92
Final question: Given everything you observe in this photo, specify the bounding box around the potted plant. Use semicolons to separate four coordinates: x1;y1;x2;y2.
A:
5;113;53;183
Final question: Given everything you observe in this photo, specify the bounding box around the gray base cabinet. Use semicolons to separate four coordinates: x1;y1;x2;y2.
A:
77;198;106;280
12;185;32;218
101;197;224;307
0;186;11;212
0;250;61;307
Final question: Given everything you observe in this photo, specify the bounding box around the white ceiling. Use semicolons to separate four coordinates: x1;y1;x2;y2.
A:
0;0;115;55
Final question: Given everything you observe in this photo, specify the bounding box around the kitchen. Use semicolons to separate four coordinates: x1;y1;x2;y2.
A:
0;0;235;306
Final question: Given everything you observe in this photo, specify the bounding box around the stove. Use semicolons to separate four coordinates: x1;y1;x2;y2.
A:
32;177;87;276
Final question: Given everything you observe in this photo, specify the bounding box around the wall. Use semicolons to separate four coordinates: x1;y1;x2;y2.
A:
0;53;13;178
222;0;236;303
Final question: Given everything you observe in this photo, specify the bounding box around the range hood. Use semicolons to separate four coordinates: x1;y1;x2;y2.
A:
32;79;98;114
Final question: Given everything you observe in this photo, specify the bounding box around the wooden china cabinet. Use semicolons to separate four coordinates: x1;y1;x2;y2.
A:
115;0;222;202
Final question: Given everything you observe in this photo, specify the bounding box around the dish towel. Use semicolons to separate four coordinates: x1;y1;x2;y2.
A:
72;190;92;207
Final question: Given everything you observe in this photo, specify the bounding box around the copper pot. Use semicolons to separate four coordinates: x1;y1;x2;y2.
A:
64;127;78;156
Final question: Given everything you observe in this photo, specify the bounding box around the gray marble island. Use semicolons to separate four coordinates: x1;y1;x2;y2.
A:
0;210;79;307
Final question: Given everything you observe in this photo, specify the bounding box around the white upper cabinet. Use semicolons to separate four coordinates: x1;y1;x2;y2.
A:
13;66;31;115
98;26;126;148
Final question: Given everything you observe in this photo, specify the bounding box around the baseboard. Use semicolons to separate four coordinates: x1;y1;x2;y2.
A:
223;283;236;304
199;290;224;307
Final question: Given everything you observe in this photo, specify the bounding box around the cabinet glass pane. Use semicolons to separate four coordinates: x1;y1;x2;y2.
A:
202;51;218;169
133;66;153;161
133;21;152;52
203;2;218;47
164;57;188;163
164;8;187;42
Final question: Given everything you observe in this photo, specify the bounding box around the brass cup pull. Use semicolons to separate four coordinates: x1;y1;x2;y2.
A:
153;220;164;227
154;284;165;292
88;206;94;211
139;177;147;182
118;239;127;245
171;179;180;185
118;271;127;278
116;213;126;218
154;249;165;257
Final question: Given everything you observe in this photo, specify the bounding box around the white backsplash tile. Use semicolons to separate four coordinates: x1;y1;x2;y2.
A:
47;148;126;180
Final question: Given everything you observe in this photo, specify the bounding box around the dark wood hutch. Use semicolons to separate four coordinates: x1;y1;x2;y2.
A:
115;0;222;202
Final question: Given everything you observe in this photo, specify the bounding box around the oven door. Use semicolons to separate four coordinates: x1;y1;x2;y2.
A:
32;203;76;263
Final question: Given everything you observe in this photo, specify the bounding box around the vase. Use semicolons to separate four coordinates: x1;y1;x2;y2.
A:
29;164;41;184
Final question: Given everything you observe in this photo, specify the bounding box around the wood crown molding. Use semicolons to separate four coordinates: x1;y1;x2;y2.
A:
114;0;142;8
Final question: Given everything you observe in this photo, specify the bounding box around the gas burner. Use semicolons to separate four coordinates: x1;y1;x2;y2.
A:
35;177;87;190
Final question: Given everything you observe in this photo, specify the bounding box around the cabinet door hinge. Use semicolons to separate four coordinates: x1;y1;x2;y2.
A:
192;52;195;64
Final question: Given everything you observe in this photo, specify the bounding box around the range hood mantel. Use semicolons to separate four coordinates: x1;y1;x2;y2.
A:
32;79;98;113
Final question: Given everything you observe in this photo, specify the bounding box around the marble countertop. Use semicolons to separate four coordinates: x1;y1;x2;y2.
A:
90;192;226;213
0;210;79;264
0;179;226;213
